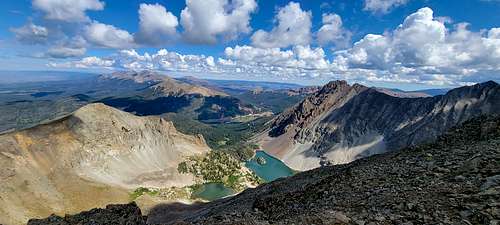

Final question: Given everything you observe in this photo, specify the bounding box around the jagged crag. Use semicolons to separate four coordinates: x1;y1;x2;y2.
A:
30;115;500;224
262;80;500;170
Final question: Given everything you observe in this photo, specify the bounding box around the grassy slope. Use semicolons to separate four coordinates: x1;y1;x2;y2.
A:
163;113;270;161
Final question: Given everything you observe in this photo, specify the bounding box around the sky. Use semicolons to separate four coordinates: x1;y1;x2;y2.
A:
0;0;500;90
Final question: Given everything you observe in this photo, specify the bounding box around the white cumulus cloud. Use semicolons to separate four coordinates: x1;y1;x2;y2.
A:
47;7;500;86
333;7;500;85
10;21;48;45
32;0;104;22
180;0;257;44
364;0;409;14
251;2;312;48
135;3;179;45
84;21;135;49
224;45;329;71
49;56;114;68
317;13;351;48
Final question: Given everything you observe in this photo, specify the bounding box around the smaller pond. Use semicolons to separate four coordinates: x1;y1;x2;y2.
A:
192;183;234;201
246;151;295;182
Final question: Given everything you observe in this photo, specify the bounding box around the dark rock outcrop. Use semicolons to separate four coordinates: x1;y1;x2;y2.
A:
27;202;146;225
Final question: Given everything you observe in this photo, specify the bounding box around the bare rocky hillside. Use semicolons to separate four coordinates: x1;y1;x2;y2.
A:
0;103;209;224
260;81;500;170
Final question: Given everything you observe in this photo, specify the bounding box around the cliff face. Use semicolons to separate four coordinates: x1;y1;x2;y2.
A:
0;103;210;225
268;80;367;137
260;81;500;171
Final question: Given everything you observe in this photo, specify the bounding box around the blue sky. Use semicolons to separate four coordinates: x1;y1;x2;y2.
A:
1;0;500;89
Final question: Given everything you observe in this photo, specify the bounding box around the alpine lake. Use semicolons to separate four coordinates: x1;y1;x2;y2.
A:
193;151;295;201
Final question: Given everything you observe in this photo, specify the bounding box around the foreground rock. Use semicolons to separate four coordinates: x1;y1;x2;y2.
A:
27;202;146;225
35;115;500;224
260;80;500;170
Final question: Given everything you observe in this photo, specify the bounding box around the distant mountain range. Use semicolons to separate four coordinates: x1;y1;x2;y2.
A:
98;71;259;121
259;80;500;170
177;76;304;95
374;87;451;97
0;71;266;133
0;70;453;133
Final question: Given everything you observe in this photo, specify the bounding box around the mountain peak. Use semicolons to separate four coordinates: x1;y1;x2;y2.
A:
324;80;349;88
100;70;227;97
478;80;498;87
261;78;500;171
443;80;499;98
74;102;116;113
150;75;227;97
268;81;367;137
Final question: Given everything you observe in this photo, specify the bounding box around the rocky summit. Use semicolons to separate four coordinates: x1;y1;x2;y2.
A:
259;80;500;171
32;115;500;224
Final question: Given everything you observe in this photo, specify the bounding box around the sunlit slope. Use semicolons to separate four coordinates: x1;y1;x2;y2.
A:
0;103;209;224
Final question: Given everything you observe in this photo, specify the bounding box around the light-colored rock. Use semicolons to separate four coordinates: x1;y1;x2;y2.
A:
0;103;210;224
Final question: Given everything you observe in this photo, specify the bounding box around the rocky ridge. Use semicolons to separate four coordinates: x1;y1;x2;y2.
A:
101;71;227;97
268;80;367;137
261;80;500;170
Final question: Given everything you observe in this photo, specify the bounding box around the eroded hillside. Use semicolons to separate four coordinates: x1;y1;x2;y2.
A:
0;103;210;224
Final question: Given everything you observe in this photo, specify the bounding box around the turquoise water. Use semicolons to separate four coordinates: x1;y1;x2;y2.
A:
191;151;294;201
246;151;295;182
192;183;234;201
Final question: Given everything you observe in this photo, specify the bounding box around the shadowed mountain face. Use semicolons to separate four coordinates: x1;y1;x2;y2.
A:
0;103;209;225
30;115;500;225
99;71;259;121
260;81;500;170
